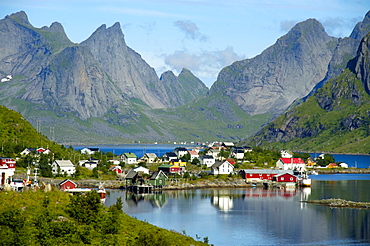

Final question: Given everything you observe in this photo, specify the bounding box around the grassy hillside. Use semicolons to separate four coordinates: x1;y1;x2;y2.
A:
0;190;207;246
244;69;370;154
0;105;78;159
1;91;270;144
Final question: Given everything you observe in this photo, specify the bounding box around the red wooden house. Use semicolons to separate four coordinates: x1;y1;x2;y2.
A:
59;179;78;190
272;173;298;182
158;164;181;173
239;169;294;181
0;157;16;169
0;157;16;185
110;165;123;174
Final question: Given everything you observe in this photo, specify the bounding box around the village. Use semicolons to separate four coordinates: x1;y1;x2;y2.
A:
0;141;351;193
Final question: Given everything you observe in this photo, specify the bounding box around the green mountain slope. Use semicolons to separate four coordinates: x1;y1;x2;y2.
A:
0;105;67;156
243;69;370;153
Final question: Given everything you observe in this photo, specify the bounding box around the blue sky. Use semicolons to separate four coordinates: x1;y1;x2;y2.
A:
1;0;369;87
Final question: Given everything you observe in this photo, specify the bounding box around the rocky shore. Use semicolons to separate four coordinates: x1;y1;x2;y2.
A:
317;168;370;174
303;198;370;209
33;177;256;189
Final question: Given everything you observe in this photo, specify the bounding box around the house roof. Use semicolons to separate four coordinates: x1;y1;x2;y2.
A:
59;179;77;186
188;150;198;155
212;160;233;168
125;170;137;179
164;152;177;157
241;169;294;175
274;172;298;178
222;142;234;147
200;155;214;159
279;158;305;164
145;153;157;158
124;153;137;158
54;160;74;167
150;170;168;180
133;166;149;172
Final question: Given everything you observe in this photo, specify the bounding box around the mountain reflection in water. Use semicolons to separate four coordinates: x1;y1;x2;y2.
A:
106;179;370;245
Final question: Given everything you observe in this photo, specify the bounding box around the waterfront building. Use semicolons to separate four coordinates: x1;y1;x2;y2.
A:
211;160;234;175
276;158;306;170
239;169;294;182
0;157;16;185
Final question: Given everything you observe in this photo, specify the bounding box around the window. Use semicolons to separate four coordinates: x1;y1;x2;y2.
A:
281;177;284;181
290;177;293;181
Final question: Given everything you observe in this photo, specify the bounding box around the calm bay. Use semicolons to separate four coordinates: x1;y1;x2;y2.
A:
105;174;370;246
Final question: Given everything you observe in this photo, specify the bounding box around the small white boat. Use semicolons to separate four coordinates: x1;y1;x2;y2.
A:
97;182;106;203
298;173;311;187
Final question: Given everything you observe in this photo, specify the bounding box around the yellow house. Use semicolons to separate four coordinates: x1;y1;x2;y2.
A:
306;157;317;167
327;163;338;168
170;159;187;167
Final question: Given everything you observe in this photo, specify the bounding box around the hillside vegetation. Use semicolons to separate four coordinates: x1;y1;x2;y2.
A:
0;190;207;246
0;105;73;157
244;69;370;153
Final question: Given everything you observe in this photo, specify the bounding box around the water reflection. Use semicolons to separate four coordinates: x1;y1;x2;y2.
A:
125;192;167;208
105;181;370;245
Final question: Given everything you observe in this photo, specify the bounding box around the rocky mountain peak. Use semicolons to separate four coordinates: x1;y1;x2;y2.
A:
212;18;337;116
353;32;370;94
350;10;370;40
7;11;30;26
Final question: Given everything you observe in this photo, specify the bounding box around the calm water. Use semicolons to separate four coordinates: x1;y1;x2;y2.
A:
105;174;370;246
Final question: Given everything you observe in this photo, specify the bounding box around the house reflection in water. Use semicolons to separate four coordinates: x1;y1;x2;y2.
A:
242;187;298;199
210;189;235;212
125;192;167;208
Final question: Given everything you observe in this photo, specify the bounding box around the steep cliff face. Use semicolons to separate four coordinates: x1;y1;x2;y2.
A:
211;19;338;116
353;33;370;94
308;11;370;95
243;32;370;153
0;11;207;120
80;23;167;109
159;68;208;107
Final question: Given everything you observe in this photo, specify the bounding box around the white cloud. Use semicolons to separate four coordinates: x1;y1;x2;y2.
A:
174;20;208;41
163;46;244;86
319;16;361;37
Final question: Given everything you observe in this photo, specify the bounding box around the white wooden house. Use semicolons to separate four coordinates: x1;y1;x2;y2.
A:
276;158;306;170
211;160;234;175
121;153;138;164
52;160;75;176
200;155;215;167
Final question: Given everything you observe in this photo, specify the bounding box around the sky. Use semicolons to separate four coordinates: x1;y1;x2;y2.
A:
1;0;370;87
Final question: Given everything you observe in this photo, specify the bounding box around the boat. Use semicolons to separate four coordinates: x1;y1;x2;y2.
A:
298;173;311;187
97;182;107;203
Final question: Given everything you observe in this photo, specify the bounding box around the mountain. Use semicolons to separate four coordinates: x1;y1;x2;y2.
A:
210;19;338;116
159;68;209;107
242;32;370;154
210;12;370;117
0;11;213;143
1;10;369;145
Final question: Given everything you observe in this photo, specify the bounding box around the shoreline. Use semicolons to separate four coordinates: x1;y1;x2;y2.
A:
303;198;370;209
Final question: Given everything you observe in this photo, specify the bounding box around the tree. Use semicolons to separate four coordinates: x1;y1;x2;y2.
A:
316;154;335;167
191;157;200;165
39;154;53;177
67;191;102;224
218;149;230;159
